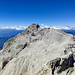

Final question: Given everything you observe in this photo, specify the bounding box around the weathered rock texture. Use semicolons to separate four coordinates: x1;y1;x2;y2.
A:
0;24;75;75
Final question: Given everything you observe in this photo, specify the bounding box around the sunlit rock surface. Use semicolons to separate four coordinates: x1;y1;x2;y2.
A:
0;24;75;75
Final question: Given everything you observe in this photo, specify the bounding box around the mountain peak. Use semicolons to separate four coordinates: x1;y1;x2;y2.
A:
28;23;40;30
22;23;40;35
0;24;75;75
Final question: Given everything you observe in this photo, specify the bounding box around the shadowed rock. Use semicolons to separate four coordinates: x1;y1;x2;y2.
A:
22;23;40;35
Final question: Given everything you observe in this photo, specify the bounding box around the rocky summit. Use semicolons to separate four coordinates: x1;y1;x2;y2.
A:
0;24;75;75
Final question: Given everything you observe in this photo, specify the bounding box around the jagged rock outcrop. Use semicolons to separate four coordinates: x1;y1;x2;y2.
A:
0;24;75;75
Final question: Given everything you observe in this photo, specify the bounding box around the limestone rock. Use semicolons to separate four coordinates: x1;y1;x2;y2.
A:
0;24;75;75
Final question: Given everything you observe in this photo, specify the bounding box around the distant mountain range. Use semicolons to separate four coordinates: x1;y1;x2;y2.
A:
41;24;75;30
1;25;75;30
0;26;26;30
51;26;75;30
0;29;24;50
0;29;24;37
51;26;75;36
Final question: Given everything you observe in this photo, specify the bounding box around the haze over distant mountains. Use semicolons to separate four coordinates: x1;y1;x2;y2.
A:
0;25;75;30
0;26;26;30
51;26;75;30
0;29;24;50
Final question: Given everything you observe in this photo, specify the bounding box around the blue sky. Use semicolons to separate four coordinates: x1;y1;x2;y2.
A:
0;0;75;27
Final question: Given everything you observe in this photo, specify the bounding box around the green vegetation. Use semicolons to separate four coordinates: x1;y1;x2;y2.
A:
7;42;12;47
6;36;17;47
7;37;14;43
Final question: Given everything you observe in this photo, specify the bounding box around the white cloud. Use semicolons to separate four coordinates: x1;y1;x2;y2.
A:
0;26;27;30
41;24;75;30
41;24;50;28
51;26;75;30
0;24;75;30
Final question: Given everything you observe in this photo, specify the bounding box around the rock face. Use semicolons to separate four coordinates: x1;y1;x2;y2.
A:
0;24;75;75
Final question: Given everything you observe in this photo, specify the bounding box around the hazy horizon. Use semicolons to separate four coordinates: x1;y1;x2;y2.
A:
0;24;75;30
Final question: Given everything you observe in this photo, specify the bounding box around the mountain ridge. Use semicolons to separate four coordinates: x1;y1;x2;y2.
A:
0;24;75;75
